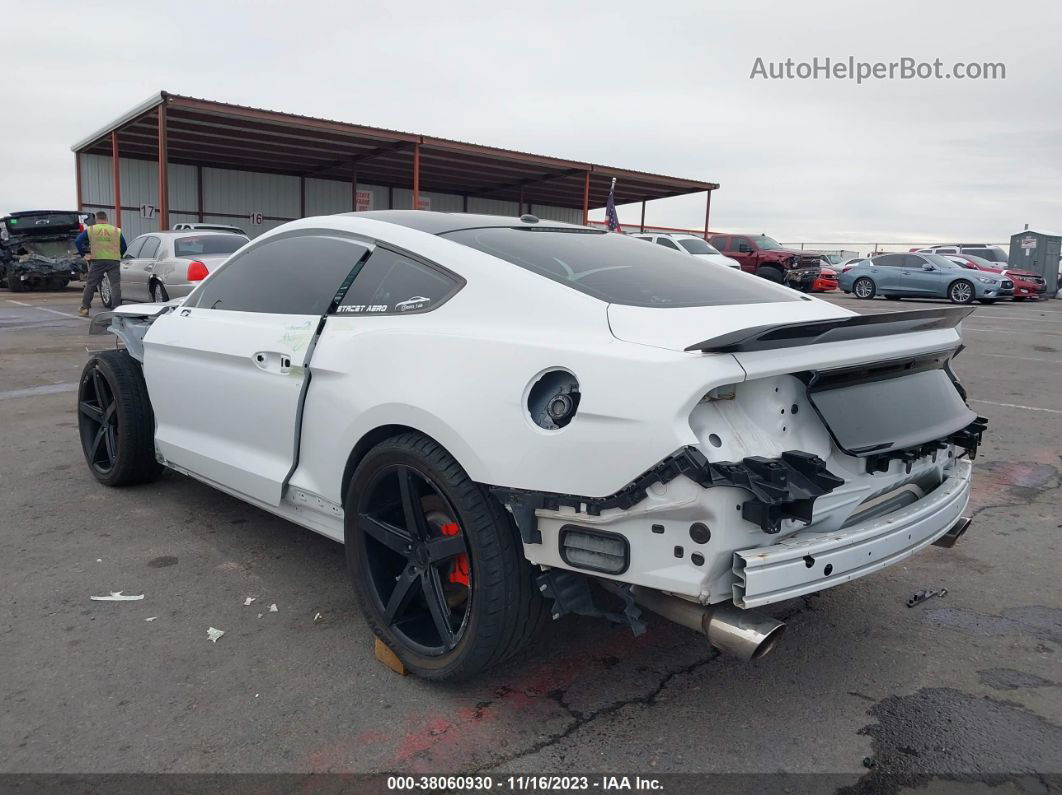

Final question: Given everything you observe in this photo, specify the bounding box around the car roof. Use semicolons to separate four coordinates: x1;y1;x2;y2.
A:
344;210;580;235
142;230;250;239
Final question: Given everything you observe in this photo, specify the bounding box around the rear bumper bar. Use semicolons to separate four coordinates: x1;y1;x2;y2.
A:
732;458;972;608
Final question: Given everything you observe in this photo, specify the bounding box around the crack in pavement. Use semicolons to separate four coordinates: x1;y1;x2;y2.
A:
474;599;814;772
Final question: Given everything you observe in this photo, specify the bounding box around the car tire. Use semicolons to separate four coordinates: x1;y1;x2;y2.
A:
48;278;68;291
98;273;114;308
948;280;975;304
8;274;25;292
978;299;996;305
77;350;163;487
150;280;170;303
346;432;545;681
853;277;876;299
758;266;784;283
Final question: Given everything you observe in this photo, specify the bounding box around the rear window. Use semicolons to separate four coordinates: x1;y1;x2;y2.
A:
676;238;722;256
174;234;248;257
443;227;798;307
962;247;1007;263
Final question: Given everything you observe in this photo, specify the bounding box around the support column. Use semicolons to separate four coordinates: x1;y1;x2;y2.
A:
582;171;590;226
110;132;121;227
75;152;83;212
412;143;421;209
640;200;646;233
462;194;468;213
519;187;525;215
351;168;358;212
299;176;306;218
196;166;204;221
157;104;169;230
703;190;712;240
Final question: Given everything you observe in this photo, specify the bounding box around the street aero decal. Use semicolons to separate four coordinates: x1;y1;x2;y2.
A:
336;304;389;314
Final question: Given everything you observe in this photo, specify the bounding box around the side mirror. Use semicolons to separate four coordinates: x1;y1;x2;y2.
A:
922;264;935;271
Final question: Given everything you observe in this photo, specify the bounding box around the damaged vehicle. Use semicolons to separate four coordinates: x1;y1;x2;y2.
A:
1;210;87;291
80;211;986;681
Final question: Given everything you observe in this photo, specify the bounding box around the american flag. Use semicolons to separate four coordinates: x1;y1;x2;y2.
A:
605;178;623;232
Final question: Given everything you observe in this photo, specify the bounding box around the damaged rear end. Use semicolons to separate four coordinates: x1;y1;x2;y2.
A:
524;303;984;660
1;210;87;291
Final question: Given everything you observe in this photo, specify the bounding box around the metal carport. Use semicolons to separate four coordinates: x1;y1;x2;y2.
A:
71;91;718;239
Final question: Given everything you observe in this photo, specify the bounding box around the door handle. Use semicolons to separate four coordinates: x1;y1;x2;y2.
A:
253;351;293;374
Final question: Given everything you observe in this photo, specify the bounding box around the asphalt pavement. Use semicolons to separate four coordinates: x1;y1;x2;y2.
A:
1;286;1059;791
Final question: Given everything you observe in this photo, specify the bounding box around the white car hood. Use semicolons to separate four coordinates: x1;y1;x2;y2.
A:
607;300;854;352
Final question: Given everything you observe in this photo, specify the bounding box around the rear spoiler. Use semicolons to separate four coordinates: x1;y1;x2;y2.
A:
685;306;974;354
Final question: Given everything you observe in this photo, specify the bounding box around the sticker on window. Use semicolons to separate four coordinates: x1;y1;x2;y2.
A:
395;296;431;312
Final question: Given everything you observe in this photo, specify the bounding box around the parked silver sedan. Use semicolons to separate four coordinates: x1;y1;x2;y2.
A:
112;231;248;304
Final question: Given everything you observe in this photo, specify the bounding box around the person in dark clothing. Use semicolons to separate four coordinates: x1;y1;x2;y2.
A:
75;210;127;316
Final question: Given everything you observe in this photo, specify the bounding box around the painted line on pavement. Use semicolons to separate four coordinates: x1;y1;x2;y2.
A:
971;399;1062;415
0;383;79;401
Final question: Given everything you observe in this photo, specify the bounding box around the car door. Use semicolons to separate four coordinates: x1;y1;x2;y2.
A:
122;234;161;302
899;254;947;296
728;236;757;274
142;231;371;506
119;235;147;298
861;253;905;293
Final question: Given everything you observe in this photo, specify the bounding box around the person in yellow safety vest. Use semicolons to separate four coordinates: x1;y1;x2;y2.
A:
74;210;127;316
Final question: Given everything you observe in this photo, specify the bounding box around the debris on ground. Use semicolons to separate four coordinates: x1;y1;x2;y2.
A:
207;627;225;643
313;612;323;624
244;597;256;606
257;613;263;619
907;588;948;608
90;591;144;601
144;616;158;622
268;604;278;613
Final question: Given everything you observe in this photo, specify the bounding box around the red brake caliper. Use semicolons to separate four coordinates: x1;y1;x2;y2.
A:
440;522;470;587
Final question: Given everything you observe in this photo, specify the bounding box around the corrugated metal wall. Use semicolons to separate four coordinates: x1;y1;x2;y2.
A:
79;154;585;238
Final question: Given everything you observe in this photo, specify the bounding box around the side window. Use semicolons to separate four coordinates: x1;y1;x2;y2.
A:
873;254;903;267
189;233;369;314
655;238;681;251
732;236;753;253
124;235;147;259
902;254;927;268
710;236;729;251
139;236;162;260
935;247;958;254
336;247;461;315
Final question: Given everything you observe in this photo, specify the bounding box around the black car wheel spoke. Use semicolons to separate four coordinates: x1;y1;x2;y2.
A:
422;567;456;648
426;534;466;564
359;514;413;556
79;401;103;423
397;467;430;540
384;567;420;624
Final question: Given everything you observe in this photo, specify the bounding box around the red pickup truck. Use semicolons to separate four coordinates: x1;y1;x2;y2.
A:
709;233;822;290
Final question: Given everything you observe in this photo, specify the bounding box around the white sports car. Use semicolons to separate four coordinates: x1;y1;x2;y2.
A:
81;211;986;681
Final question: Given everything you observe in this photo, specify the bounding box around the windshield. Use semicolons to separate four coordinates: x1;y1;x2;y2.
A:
677;238;723;256
443;227;798;308
751;235;784;250
962;247;1008;263
174;234;248;257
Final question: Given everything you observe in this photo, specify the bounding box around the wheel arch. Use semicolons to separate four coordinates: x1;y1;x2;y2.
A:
339;422;487;512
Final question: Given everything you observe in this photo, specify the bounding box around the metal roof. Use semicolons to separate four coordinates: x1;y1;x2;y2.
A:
71;92;718;211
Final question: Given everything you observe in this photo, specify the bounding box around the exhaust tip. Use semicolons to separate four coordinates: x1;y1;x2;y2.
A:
748;622;786;660
703;604;786;661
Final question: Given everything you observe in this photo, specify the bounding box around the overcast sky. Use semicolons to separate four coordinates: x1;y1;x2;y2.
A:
2;0;1059;248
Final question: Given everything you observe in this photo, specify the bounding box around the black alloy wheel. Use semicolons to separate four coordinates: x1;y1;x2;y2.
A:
355;464;473;657
79;364;119;477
